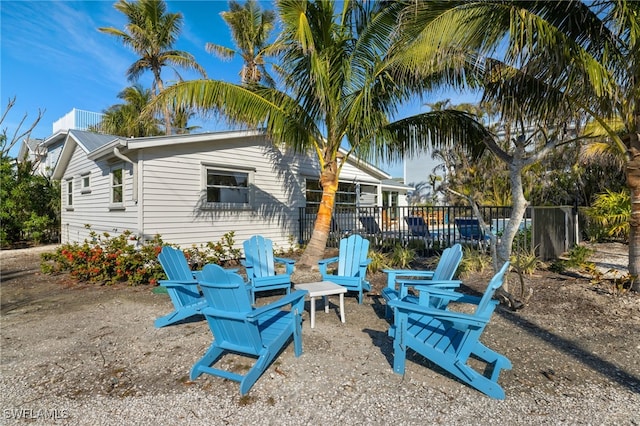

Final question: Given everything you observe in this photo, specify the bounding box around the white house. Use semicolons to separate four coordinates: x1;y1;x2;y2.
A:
49;128;410;250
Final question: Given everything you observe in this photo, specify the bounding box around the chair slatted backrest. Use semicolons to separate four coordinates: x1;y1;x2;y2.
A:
474;261;510;318
158;246;194;282
243;235;276;278
199;264;262;355
158;246;200;307
338;235;370;277
405;216;429;237
432;244;463;280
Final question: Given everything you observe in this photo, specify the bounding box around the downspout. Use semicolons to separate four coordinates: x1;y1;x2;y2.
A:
113;147;138;203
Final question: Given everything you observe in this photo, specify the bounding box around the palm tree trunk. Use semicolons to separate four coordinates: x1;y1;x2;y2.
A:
153;70;172;135
297;169;339;270
626;131;640;291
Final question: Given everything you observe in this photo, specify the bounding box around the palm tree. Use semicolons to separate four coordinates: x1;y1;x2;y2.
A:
392;1;640;290
152;1;490;270
206;0;277;86
100;84;162;137
99;0;207;135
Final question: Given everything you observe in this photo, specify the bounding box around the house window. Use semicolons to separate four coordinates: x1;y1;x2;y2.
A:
81;172;91;194
111;167;123;204
305;179;356;208
204;166;252;208
66;179;73;208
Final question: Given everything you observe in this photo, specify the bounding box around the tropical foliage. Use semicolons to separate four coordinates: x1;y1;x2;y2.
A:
1;98;58;247
152;0;490;269
206;0;277;86
99;0;206;134
99;85;163;137
391;0;638;289
585;189;630;242
0;157;59;246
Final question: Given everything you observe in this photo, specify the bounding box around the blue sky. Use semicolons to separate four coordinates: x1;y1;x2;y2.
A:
1;0;478;179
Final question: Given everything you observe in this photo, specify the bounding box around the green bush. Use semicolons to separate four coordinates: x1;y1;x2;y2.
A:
458;246;492;277
391;245;416;269
585;189;630;242
1;156;60;247
368;249;391;273
40;228;242;286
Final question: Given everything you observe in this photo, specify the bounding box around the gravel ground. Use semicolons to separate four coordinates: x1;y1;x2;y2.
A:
1;245;639;425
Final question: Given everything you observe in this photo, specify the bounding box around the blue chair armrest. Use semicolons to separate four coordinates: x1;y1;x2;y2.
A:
388;298;489;328
399;279;462;298
240;260;255;280
158;279;199;287
318;256;340;275
412;287;483;305
383;269;435;289
274;256;296;274
247;290;308;319
201;307;251;321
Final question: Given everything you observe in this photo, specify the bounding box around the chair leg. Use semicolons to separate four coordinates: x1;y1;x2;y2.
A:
190;345;224;381
293;315;303;356
154;308;202;328
392;336;407;374
239;354;272;396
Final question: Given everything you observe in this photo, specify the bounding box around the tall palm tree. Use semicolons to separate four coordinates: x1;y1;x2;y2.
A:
390;1;640;289
206;0;277;86
99;0;207;135
152;0;490;270
100;84;162;137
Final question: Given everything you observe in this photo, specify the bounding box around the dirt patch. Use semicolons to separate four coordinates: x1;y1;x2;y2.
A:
1;244;639;423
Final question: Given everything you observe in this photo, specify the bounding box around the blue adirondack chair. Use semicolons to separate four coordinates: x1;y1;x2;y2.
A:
318;234;372;304
154;246;208;328
388;262;512;399
242;235;295;304
382;243;463;318
190;263;307;395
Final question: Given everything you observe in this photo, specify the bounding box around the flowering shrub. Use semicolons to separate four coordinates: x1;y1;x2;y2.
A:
182;231;242;268
40;227;242;286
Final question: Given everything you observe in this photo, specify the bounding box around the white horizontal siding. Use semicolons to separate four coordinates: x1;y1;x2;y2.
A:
60;143;138;243
139;136;302;251
56;132;392;252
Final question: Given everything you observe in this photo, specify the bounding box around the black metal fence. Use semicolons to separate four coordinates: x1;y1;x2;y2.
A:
298;205;535;256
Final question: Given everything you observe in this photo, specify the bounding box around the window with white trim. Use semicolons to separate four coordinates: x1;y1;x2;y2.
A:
203;166;252;208
111;167;123;204
81;172;91;193
66;178;73;208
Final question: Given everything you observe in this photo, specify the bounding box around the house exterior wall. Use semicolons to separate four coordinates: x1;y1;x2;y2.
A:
43;140;64;177
57;132;402;252
137;136;306;251
60;143;137;243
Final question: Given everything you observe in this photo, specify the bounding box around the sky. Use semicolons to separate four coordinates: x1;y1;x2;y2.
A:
1;0;479;179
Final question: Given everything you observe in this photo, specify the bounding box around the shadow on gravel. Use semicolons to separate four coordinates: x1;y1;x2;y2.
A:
365;284;640;396
496;306;640;395
1;268;41;282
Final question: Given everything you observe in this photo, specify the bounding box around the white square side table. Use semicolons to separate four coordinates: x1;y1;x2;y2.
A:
294;281;347;328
